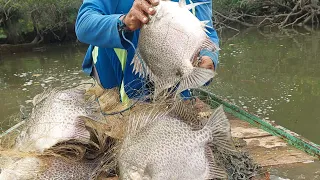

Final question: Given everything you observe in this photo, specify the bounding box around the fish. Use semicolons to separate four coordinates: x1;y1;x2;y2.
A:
14;86;102;155
131;0;219;98
117;104;236;180
0;155;100;180
0;85;117;180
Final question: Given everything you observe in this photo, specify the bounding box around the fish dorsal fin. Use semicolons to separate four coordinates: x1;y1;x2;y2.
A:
169;101;203;129
32;88;58;106
179;0;186;7
200;20;212;34
205;146;228;179
124;106;167;143
185;1;209;10
203;105;236;152
131;48;154;79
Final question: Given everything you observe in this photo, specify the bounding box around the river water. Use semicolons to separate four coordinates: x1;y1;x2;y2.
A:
207;28;320;145
0;29;319;178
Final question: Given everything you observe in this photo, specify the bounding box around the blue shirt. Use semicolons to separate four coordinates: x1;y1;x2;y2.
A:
75;0;219;99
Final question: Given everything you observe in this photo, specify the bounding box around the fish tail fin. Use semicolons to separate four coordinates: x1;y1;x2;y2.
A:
175;67;215;96
203;105;236;152
204;146;228;179
175;36;220;95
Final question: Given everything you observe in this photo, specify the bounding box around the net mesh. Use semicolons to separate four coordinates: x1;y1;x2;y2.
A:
0;78;265;179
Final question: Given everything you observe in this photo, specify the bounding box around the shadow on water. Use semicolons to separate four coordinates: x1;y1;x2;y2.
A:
207;28;320;145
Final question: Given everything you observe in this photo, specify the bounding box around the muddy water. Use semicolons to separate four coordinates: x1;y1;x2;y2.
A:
207;28;320;145
0;43;88;132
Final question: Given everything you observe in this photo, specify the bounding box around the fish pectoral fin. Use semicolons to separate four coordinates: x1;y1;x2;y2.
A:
205;146;228;179
131;49;152;79
204;105;237;152
175;67;215;96
200;21;212;34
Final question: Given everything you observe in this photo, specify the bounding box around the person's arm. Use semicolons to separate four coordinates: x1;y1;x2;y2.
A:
76;0;159;49
75;0;131;49
194;0;220;70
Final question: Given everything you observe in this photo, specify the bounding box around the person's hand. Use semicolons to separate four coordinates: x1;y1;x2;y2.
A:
199;56;215;71
122;0;159;31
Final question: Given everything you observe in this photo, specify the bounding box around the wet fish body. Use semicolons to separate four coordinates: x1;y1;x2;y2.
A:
117;105;235;180
132;0;219;98
0;156;98;180
14;87;99;153
0;86;111;180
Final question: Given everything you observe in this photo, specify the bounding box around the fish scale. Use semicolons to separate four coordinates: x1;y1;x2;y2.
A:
118;105;236;180
14;87;97;153
0;86;111;180
131;0;219;98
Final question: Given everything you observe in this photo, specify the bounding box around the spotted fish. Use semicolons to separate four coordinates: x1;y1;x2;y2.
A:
132;0;219;98
117;105;235;180
14;86;100;153
0;86;114;180
0;156;100;180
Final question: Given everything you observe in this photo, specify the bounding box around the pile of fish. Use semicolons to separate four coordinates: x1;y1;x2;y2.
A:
0;85;238;180
0;86;115;179
0;0;261;179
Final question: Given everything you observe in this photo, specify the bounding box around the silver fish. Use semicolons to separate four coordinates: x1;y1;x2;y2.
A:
0;156;99;180
131;0;219;98
14;86;100;153
0;86;114;180
117;105;235;180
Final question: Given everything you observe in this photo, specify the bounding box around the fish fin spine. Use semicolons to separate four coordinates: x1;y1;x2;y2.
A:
179;0;186;7
205;146;228;179
203;105;237;152
175;67;215;96
185;2;209;10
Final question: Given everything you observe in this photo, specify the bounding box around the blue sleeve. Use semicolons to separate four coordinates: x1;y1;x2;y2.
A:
194;0;220;69
75;0;133;49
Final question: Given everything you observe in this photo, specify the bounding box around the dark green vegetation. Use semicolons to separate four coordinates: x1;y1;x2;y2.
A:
1;0;320;45
213;0;320;30
0;0;81;44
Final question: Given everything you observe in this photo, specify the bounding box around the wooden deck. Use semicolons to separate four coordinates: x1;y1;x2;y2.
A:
227;113;319;179
229;114;317;167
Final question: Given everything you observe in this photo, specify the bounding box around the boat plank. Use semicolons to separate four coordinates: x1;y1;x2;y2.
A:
229;117;317;167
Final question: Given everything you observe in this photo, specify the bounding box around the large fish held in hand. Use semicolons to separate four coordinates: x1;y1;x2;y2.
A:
132;0;219;98
117;105;236;180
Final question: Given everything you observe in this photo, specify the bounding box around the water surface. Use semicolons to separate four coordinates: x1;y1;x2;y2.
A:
207;28;320;144
0;43;88;132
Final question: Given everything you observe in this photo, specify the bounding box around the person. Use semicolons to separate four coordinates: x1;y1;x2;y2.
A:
75;0;220;104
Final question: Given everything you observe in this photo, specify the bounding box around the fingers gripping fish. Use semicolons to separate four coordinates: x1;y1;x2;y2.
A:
131;0;219;98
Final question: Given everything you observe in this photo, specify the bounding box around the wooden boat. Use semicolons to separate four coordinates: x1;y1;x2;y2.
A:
193;88;320;178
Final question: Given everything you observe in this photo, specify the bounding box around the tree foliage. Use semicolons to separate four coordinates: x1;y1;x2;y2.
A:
214;0;320;29
0;0;82;44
